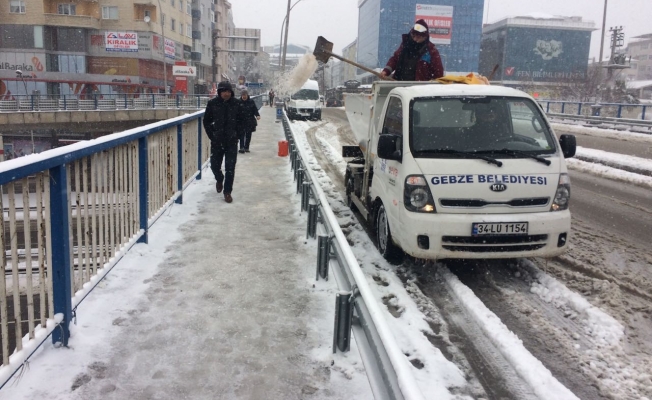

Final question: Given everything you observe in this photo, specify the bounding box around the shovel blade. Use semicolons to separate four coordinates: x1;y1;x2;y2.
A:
313;36;334;64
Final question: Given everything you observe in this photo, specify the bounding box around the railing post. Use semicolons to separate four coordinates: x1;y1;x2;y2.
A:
197;116;203;180
617;105;623;118
138;137;149;243
124;94;128;109
546;102;550;113
197;95;201;109
307;203;318;239
63;95;67;111
30;94;35;111
316;235;330;281
49;165;72;346
577;103;582;115
175;124;183;204
333;292;353;353
561;102;565;114
176;93;180;108
642;106;647;121
152;93;156;109
93;94;98;110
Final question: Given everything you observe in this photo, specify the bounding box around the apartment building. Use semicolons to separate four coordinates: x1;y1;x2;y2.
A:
626;34;652;80
0;0;232;96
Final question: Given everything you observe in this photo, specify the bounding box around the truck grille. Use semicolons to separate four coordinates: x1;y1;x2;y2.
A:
439;197;549;208
299;108;312;113
441;234;548;253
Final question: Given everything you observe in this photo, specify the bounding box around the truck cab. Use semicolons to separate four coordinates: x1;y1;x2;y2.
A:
285;79;322;121
344;81;576;261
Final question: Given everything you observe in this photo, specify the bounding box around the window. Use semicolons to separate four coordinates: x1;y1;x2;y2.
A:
10;0;26;13
186;25;192;37
171;19;176;31
211;11;215;23
179;1;183;11
102;6;118;19
201;4;205;17
180;23;183;36
57;4;76;15
34;26;43;48
382;97;403;136
186;2;191;14
171;0;175;7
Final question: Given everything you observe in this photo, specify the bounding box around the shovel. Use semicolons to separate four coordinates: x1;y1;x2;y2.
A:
313;36;394;81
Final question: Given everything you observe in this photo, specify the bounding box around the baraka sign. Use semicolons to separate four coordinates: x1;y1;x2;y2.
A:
105;32;138;52
172;66;196;76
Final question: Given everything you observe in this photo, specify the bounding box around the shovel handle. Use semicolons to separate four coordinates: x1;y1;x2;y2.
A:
326;52;395;81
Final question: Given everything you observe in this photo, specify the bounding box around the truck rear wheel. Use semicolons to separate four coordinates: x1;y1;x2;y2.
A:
375;204;403;263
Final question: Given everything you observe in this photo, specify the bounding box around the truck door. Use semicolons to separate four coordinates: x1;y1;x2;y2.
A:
376;96;404;240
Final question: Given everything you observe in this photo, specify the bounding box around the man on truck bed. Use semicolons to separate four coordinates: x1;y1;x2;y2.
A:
380;19;444;81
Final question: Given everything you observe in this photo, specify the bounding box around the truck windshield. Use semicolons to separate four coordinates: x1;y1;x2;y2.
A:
291;89;319;100
410;97;556;157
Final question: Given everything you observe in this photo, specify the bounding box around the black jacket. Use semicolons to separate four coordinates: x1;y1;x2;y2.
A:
203;96;243;143
239;97;260;132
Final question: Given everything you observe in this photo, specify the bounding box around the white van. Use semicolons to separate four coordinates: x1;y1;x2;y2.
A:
286;79;321;121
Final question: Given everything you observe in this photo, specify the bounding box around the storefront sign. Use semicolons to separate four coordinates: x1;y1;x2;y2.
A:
105;32;139;52
415;4;454;45
172;65;196;76
165;39;176;59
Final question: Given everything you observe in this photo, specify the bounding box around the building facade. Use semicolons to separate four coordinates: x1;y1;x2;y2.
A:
357;0;484;74
0;0;241;96
480;15;595;86
625;34;652;81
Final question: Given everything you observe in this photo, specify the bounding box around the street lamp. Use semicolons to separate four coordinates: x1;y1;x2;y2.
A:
155;0;167;94
280;0;308;71
16;69;35;154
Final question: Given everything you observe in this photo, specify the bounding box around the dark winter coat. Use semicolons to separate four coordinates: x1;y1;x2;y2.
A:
382;34;444;81
239;97;260;133
203;96;243;144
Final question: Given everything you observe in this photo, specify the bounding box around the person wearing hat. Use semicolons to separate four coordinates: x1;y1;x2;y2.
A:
238;89;261;153
203;81;245;203
380;19;444;81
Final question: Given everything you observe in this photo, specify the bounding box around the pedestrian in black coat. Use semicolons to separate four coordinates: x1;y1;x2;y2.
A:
238;90;260;153
203;81;244;203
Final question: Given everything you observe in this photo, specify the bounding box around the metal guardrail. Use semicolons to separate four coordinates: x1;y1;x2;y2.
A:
281;112;424;400
538;100;650;120
0;94;212;112
547;112;652;130
0;111;210;388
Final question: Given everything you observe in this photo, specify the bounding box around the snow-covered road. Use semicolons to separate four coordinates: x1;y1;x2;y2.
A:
299;108;652;400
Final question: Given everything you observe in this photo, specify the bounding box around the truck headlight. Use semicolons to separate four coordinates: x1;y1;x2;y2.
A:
550;173;571;211
404;175;436;213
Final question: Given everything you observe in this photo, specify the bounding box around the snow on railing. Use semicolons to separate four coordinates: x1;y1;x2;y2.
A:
0;111;210;389
282;112;424;400
0;94;211;112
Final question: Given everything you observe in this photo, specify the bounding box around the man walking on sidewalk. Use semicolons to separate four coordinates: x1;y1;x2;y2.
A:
203;81;244;203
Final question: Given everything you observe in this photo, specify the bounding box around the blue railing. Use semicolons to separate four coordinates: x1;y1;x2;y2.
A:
538;100;650;121
0;94;211;112
0;111;210;387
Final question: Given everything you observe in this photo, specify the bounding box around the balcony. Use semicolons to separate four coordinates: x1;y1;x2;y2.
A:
191;52;202;61
44;13;100;29
191;9;201;20
192;30;201;40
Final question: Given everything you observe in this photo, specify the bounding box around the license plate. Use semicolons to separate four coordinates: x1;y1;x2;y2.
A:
472;222;528;235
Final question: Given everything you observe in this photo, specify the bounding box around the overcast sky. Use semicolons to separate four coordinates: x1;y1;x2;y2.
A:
230;0;651;61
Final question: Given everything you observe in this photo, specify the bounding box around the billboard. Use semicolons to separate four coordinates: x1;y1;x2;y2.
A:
172;65;196;76
415;4;453;45
105;32;138;52
501;27;592;82
165;39;176;59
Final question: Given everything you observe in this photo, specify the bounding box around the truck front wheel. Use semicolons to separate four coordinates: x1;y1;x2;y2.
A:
375;204;403;263
345;175;357;212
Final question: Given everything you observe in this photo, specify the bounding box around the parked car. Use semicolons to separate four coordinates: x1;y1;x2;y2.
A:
326;97;342;107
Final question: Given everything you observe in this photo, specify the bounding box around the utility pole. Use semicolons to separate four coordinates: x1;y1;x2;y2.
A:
598;0;608;65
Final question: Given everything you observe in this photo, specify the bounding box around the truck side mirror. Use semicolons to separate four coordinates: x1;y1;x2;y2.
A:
377;134;402;162
559;134;576;158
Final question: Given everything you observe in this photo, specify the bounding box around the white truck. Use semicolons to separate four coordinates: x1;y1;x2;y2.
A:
343;81;576;261
286;79;322;121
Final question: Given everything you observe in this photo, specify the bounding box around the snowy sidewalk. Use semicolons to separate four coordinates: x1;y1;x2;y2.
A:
3;107;371;400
